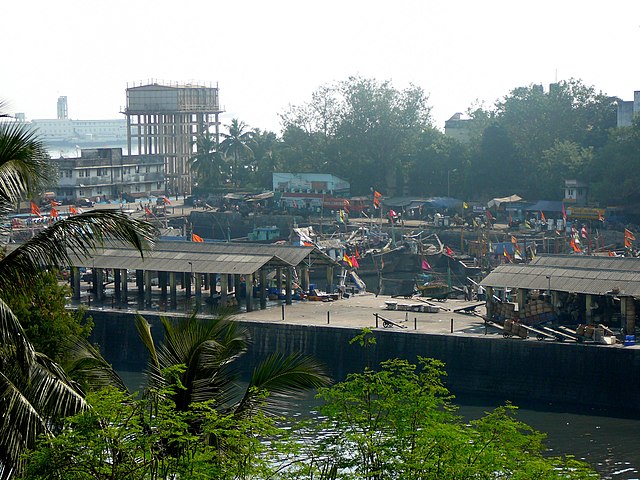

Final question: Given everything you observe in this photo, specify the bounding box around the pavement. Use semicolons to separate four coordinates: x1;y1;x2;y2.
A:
233;292;494;336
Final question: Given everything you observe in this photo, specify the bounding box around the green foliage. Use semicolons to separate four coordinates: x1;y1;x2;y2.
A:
5;270;92;362
21;385;282;480
282;357;597;480
191;130;228;192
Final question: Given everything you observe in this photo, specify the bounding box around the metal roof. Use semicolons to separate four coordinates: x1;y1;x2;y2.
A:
66;241;337;275
480;254;640;297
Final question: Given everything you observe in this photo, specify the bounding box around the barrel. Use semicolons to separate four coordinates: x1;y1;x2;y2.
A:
625;335;635;346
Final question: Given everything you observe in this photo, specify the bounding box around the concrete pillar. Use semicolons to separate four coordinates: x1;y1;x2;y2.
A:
121;269;128;301
585;294;594;325
516;289;526;312
301;266;310;292
234;275;241;302
327;266;334;294
285;267;293;305
114;269;121;299
169;271;177;308
204;273;210;291
276;267;283;293
260;269;267;310
220;273;228;307
136;269;144;296
144;270;152;306
625;297;636;335
195;272;202;299
245;273;254;312
160;271;168;298
95;268;104;301
185;272;192;298
71;266;81;300
210;273;217;300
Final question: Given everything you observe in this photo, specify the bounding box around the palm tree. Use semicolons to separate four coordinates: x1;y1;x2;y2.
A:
68;313;330;419
220;119;255;187
191;130;227;191
0;102;157;479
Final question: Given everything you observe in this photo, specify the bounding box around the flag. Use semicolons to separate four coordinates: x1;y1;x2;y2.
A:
30;202;41;217
50;200;61;206
524;220;531;229
503;248;512;263
50;208;58;218
625;229;635;248
486;210;494;221
145;206;152;216
581;225;588;239
609;251;616;257
339;210;345;223
540;211;546;221
373;190;382;208
351;255;359;269
562;203;567;222
445;246;455;257
355;247;361;259
570;238;582;253
303;241;314;247
343;199;350;212
598;211;605;222
421;259;431;271
163;196;171;205
69;206;78;215
511;235;518;244
192;233;204;242
388;209;398;223
463;202;469;209
342;253;352;267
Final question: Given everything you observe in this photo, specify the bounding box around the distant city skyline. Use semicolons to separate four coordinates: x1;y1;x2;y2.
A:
3;0;640;133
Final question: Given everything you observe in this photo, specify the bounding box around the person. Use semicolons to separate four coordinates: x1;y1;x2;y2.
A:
477;285;486;301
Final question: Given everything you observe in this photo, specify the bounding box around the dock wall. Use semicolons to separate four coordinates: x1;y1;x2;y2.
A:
90;311;640;413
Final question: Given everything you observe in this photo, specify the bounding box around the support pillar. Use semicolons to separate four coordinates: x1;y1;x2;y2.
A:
95;268;104;301
625;296;636;335
220;273;228;307
204;273;210;291
301;266;310;293
585;294;594;325
114;269;121;299
169;272;177;309
516;288;526;312
210;273;217;300
195;272;202;299
160;271;168;298
71;266;81;300
121;269;128;303
144;270;152;307
285;267;293;305
234;274;241;302
276;268;283;294
185;272;192;298
260;269;267;310
486;287;494;319
245;273;254;312
136;269;144;297
327;265;334;295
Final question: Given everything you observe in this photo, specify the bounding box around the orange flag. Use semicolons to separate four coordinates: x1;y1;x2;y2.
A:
31;202;41;217
50;208;59;218
192;233;204;242
69;206;78;215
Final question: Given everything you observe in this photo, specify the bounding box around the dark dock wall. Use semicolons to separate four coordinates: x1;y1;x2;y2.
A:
90;311;640;413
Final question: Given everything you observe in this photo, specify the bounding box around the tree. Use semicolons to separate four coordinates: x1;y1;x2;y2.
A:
251;129;281;189
0;101;157;479
220;119;255;187
191;131;227;192
4;271;92;363
285;356;597;479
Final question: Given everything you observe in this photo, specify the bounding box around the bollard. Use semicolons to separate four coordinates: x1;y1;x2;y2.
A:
281;303;285;321
327;311;330;324
484;318;487;335
450;318;454;333
414;317;417;330
375;313;379;328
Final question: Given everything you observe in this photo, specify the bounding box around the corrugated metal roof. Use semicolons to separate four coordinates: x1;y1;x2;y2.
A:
65;241;337;275
480;254;640;296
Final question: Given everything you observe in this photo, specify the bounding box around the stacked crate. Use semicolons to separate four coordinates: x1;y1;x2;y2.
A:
521;299;554;325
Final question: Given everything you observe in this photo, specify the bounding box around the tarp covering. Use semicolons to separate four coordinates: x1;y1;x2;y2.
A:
487;194;523;208
524;200;564;212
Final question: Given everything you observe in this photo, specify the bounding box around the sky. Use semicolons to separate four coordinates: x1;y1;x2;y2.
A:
3;0;640;133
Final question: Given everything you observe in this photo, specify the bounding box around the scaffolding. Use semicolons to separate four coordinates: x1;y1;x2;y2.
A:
123;81;223;195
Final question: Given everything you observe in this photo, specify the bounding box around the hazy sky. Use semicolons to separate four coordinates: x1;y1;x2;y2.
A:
4;1;639;132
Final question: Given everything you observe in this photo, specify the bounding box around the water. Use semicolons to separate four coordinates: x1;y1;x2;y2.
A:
119;371;640;479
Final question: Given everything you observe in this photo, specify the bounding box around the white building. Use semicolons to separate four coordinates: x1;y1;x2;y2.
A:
53;148;165;202
272;173;350;195
617;91;640;127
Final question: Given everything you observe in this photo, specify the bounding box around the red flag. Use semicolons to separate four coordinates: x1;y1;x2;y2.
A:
163;196;171;205
540;211;546;221
69;206;78;215
351;255;359;269
355;247;361;259
192;233;204;242
562;203;567;222
445;246;455;257
145;206;152;216
421;259;431;270
373;191;382;209
31;202;41;217
50;200;61;206
50;208;59;218
486;210;494;221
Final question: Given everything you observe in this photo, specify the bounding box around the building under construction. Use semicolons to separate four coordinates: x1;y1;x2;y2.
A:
123;81;222;195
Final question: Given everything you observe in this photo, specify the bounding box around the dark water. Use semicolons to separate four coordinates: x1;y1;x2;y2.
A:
120;371;640;479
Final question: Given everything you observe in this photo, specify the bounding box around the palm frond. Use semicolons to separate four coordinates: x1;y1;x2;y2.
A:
235;352;331;416
0;210;157;296
0;297;34;370
62;336;128;392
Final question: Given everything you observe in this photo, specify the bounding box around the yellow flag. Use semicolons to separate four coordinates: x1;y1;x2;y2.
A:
463;202;469;209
